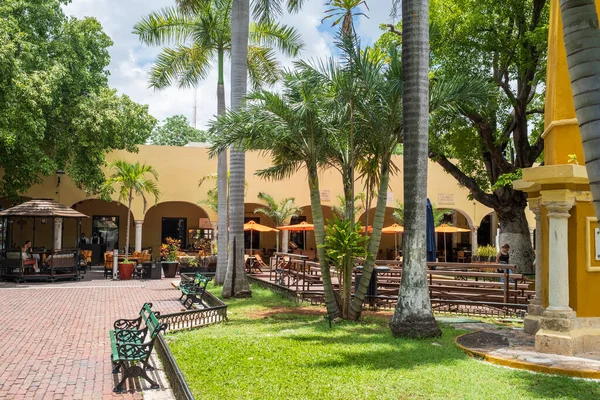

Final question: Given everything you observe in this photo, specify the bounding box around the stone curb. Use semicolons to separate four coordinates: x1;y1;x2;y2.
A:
454;332;600;379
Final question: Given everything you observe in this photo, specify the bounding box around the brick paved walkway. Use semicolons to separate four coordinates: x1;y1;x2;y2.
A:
0;269;186;399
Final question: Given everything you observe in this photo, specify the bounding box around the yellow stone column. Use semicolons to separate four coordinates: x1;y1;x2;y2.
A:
514;0;600;355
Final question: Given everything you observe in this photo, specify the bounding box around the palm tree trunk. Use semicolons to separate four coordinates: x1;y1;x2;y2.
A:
350;161;390;320
308;164;340;318
125;189;132;259
216;47;228;286
223;0;251;298
560;0;600;219
390;0;441;338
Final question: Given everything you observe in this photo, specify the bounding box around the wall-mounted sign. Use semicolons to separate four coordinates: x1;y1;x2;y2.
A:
320;189;332;202
386;192;394;205
438;193;455;205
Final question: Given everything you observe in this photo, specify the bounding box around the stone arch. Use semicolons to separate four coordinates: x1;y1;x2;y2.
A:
143;201;211;255
477;211;498;249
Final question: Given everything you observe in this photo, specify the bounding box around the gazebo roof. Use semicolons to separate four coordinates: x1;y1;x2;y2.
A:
0;199;89;218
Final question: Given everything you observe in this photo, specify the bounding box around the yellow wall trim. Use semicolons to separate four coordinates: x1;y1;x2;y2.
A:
541;118;579;139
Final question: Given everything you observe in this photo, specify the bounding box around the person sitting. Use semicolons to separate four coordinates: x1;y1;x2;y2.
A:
22;240;40;273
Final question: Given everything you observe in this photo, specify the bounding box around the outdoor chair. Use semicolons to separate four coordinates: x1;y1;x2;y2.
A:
104;252;114;279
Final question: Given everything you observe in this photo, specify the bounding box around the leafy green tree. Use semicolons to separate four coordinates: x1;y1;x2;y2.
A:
254;192;302;252
0;0;156;200
389;0;442;339
149;115;208;146
418;0;550;273
559;0;600;220
100;161;160;260
134;0;302;288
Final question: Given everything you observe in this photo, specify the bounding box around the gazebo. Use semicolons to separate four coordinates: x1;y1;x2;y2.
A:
0;199;89;282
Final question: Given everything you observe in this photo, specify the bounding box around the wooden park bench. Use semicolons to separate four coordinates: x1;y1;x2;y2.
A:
109;303;168;392
178;273;212;309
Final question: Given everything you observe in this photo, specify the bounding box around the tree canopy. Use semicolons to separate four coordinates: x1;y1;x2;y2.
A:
148;115;208;146
0;0;156;200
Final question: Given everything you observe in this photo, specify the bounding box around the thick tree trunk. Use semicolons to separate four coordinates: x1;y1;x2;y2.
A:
223;0;250;298
390;0;441;338
350;162;390;320
560;0;600;220
308;165;340;318
496;204;535;274
215;48;228;286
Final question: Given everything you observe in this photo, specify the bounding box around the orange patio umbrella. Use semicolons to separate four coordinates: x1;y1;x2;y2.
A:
244;220;278;255
277;221;314;253
382;223;404;258
434;224;471;262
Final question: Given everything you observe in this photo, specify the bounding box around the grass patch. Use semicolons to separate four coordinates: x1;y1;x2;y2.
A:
166;284;600;399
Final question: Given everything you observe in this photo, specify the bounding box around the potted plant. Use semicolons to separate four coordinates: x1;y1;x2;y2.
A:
160;237;180;278
179;256;199;274
118;259;135;280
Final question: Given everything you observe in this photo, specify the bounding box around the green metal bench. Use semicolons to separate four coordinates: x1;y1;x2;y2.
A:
178;273;212;309
109;303;168;392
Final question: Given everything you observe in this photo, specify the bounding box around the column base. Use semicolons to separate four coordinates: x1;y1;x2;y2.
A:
523;298;544;334
535;310;600;355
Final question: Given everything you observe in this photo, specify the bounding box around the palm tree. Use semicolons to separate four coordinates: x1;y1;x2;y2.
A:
389;0;442;338
134;0;302;287
208;70;342;317
559;0;600;220
393;201;449;227
100;161;160;260
254;192;301;251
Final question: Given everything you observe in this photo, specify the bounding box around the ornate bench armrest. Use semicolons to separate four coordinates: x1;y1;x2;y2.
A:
114;317;142;330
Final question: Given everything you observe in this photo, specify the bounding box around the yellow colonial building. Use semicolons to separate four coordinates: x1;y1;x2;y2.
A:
1;145;528;259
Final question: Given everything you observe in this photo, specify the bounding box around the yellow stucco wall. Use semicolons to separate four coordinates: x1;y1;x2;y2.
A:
4;144;535;255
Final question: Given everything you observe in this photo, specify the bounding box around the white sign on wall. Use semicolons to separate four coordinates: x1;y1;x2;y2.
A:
320;189;332;202
386;192;394;205
438;193;455;205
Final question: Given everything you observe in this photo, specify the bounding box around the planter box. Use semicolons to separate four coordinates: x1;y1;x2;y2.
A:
118;262;134;280
162;262;179;278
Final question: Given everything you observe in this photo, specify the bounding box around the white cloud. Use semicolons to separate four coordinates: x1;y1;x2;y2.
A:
63;0;396;131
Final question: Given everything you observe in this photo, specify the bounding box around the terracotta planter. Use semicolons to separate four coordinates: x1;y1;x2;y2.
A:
118;262;134;280
161;261;178;278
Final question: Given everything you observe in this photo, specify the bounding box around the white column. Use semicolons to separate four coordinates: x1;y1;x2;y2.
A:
546;203;572;311
532;208;543;300
53;218;63;250
134;220;143;253
471;226;478;255
282;230;289;253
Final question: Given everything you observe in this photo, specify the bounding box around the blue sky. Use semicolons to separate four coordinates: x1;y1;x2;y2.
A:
63;0;397;130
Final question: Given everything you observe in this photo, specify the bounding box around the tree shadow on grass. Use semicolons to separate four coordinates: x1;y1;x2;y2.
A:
508;368;600;399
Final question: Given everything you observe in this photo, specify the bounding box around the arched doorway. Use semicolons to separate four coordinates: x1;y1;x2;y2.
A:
477;212;498;248
295;205;334;252
143;201;211;255
358;207;399;260
244;203;279;254
71;199;133;252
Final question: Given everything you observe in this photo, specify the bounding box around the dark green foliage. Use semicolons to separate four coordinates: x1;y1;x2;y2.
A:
0;0;156;200
148;115;208;146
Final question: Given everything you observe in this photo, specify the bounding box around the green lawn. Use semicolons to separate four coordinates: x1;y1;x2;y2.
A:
166;284;599;400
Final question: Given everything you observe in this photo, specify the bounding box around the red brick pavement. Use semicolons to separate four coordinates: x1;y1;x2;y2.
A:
0;269;185;399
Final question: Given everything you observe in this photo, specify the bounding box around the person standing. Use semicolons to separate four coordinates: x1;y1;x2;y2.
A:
496;244;511;282
79;233;89;247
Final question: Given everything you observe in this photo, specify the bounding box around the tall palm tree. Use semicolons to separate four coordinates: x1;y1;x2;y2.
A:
100;161;160;260
389;0;441;338
134;0;302;287
559;0;600;219
208;70;342;317
254;192;301;251
224;0;306;298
